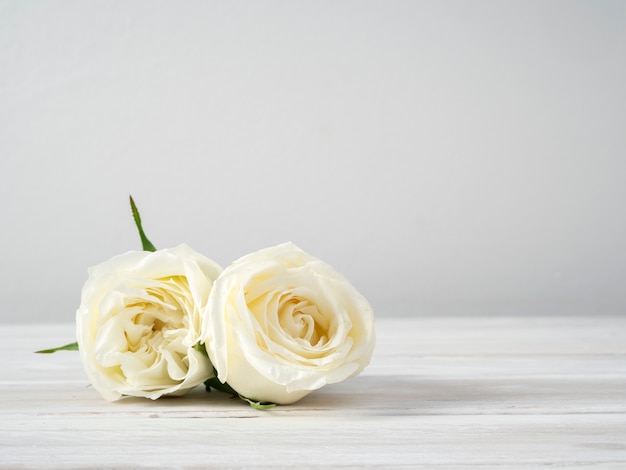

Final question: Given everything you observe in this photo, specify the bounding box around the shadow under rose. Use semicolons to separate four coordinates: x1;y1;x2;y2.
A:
105;374;611;417
294;374;500;414
289;374;606;416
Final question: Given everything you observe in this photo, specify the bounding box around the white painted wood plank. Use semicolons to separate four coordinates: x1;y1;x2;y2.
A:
3;414;626;468
1;317;625;468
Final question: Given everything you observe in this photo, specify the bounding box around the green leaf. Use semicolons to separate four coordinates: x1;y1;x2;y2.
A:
129;195;157;252
240;397;277;410
204;376;238;396
35;341;79;354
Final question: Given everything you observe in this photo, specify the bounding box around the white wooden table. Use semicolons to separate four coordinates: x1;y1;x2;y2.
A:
1;317;625;469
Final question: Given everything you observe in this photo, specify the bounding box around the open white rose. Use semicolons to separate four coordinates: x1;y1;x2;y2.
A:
202;242;375;405
76;244;223;401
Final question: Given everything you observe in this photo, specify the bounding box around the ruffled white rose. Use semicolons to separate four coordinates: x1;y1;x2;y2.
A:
202;242;375;405
76;244;223;401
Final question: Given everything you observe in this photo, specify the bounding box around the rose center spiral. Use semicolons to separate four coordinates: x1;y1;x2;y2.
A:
120;278;190;359
278;297;327;347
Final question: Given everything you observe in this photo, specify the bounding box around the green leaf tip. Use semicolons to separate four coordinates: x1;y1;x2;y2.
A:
129;195;157;252
241;397;277;410
35;341;79;354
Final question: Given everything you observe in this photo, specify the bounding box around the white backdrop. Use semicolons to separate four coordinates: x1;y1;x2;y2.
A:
1;0;625;323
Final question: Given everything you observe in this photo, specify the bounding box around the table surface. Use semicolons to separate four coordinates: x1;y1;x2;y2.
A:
1;316;625;469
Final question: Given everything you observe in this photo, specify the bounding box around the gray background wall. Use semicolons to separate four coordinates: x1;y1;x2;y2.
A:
2;0;625;323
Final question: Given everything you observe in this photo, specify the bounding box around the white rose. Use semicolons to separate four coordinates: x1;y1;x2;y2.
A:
202;242;375;405
76;244;223;401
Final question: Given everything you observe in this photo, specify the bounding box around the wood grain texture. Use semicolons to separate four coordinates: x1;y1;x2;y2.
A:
1;317;625;469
